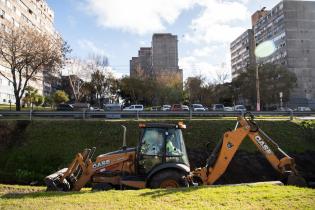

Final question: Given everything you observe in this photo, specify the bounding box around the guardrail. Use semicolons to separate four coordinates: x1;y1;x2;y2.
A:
0;110;314;120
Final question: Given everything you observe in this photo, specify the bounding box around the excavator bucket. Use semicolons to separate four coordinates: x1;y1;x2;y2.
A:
286;174;307;187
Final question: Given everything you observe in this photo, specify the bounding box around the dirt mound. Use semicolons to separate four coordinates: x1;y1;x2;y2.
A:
188;149;315;185
0;121;29;151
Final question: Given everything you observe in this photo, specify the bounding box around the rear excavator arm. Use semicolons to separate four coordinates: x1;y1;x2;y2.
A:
192;113;306;186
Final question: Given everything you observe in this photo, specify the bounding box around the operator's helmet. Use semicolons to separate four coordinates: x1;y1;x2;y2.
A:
166;131;175;143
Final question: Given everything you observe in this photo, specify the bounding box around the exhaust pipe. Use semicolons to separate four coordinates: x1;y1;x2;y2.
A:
121;125;127;150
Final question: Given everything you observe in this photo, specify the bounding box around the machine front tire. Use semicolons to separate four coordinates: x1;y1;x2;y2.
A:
149;170;188;189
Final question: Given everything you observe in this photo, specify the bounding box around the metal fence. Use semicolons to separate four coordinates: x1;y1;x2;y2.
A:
0;110;314;120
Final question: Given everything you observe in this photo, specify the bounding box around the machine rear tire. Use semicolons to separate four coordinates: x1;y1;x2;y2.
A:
149;170;188;189
92;183;113;191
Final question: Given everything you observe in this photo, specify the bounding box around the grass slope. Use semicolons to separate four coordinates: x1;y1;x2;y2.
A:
0;184;314;210
0;120;314;184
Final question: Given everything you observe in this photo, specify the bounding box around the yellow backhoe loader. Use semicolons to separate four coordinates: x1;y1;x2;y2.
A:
45;112;306;191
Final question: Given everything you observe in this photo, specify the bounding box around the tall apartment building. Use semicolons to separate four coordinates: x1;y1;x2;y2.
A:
130;33;183;87
130;47;152;78
0;0;56;104
230;8;269;79
230;29;255;78
251;7;269;27
230;0;315;107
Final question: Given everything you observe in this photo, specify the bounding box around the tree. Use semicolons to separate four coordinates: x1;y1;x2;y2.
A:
44;95;53;108
232;64;297;109
118;77;145;105
90;69;115;106
184;76;205;103
22;86;44;109
34;95;44;107
117;76;184;106
64;55;111;103
0;23;70;111
53;90;69;104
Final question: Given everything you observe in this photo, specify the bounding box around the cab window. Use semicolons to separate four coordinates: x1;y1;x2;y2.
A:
138;128;165;174
165;129;189;166
140;128;165;156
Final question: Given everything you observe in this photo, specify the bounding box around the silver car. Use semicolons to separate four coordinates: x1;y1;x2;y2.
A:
192;104;206;111
234;105;247;112
162;105;171;111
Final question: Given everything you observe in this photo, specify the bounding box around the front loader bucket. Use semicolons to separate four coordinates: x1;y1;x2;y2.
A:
45;168;71;191
44;147;96;192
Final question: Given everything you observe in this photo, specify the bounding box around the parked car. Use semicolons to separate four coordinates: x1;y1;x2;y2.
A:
91;107;104;111
234;105;247;112
104;104;122;119
56;103;73;111
211;104;225;111
171;104;189;111
224;106;233;111
104;104;122;111
192;104;206;111
73;103;90;111
123;104;144;111
150;106;160;111
297;107;311;112
182;105;189;111
276;107;293;111
161;105;171;111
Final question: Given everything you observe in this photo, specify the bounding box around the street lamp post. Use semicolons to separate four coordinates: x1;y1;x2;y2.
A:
254;40;276;112
256;64;261;111
279;92;283;109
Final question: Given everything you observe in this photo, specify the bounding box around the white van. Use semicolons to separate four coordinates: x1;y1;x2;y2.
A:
123;104;144;111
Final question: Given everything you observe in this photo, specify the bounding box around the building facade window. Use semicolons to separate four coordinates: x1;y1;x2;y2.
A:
0;9;5;18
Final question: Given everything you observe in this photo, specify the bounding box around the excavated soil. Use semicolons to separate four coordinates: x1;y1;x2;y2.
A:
187;149;315;185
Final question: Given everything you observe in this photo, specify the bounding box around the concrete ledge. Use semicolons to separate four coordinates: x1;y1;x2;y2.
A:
206;181;284;188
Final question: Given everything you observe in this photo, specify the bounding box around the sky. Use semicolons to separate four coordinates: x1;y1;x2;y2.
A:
46;0;279;82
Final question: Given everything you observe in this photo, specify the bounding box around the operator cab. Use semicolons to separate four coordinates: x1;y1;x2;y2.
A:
137;122;189;174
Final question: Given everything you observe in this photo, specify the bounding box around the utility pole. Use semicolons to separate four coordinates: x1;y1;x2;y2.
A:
254;40;276;112
279;92;283;109
256;64;260;111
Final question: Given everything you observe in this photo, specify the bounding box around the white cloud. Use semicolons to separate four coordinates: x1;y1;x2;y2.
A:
105;66;124;79
192;46;219;57
179;44;232;83
179;56;218;82
185;0;250;44
85;0;196;35
77;39;108;56
179;0;250;82
81;0;251;82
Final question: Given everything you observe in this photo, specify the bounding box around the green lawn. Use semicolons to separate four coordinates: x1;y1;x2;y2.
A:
0;184;314;209
0;104;53;111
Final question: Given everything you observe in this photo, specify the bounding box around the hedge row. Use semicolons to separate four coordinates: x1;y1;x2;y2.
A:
0;119;314;184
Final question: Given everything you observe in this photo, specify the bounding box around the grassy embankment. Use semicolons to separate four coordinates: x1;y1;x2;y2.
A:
0;104;53;111
0;119;314;184
0;184;314;209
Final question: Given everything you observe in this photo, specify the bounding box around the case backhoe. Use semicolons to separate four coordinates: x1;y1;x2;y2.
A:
45;113;306;191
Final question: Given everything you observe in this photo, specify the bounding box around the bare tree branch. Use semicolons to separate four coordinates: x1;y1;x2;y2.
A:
0;23;70;110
